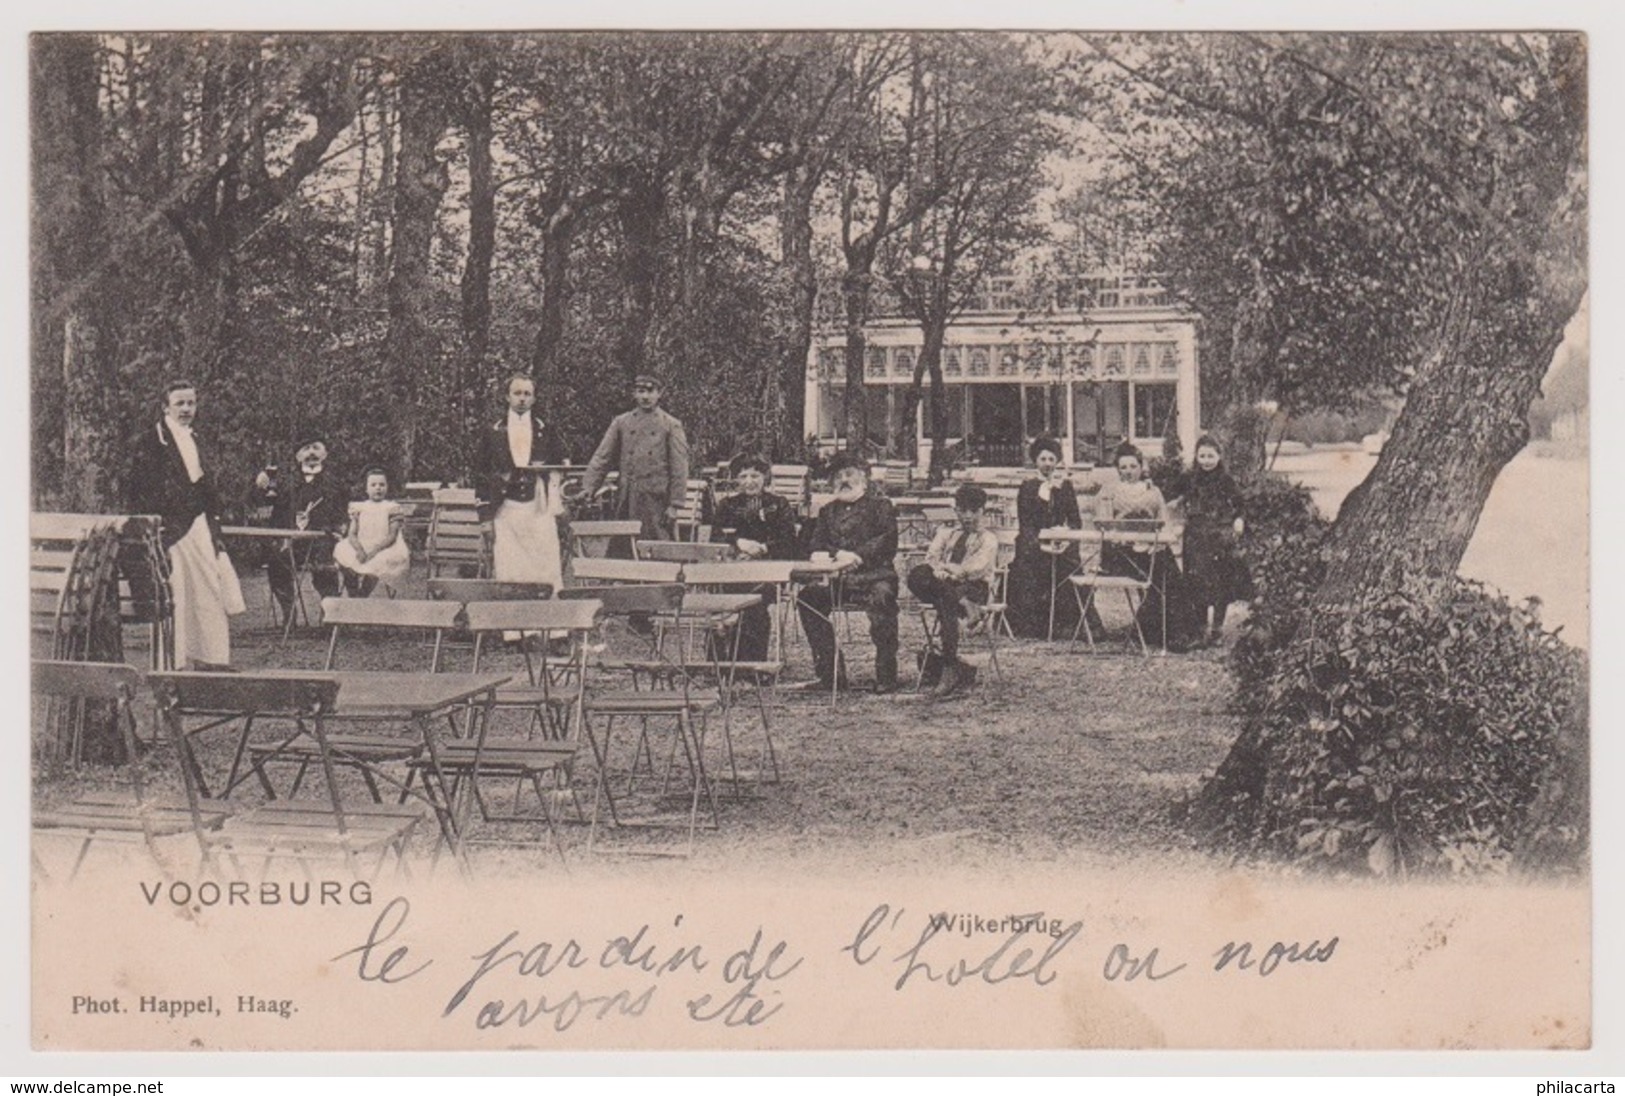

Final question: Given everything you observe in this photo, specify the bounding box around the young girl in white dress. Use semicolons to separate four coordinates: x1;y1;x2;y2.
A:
333;469;411;597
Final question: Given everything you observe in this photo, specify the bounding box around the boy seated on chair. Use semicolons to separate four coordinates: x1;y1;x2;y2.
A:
906;483;998;698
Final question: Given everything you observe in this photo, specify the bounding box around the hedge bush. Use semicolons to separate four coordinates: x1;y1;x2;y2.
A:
1196;473;1587;877
1229;474;1330;702
1250;583;1583;876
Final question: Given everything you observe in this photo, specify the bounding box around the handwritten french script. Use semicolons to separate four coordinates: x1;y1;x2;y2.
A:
334;898;802;1033
838;905;1338;991
330;897;1338;1036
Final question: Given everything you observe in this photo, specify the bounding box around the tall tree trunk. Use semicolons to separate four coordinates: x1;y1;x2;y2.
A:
921;318;950;484
1315;263;1584;613
1221;267;1280;475
615;176;663;383
33;34;120;511
841;270;873;452
457;61;496;483
371;82;396;291
775;165;819;456
531;208;574;387
383;55;452;478
178;251;234;385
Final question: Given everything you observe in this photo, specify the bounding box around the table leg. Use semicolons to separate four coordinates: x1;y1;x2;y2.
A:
413;707;473;877
1048;552;1058;641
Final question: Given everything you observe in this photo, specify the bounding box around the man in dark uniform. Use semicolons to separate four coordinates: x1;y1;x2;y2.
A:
796;452;900;693
579;374;690;541
250;436;345;620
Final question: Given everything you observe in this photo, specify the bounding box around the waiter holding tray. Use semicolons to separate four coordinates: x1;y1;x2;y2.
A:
476;373;567;590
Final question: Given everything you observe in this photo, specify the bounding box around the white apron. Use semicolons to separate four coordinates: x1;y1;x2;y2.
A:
492;474;563;588
168;513;240;667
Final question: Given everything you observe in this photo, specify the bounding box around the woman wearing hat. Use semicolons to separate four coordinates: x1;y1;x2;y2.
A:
710;454;800;661
1008;436;1088;639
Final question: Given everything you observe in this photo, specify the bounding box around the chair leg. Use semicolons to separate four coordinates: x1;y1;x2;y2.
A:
1125;589;1149;656
754;682;781;785
1069;586;1098;652
915;609;939;693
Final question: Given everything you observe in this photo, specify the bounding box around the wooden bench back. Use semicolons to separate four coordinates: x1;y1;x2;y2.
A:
636;540;734;564
148;672;340;719
427;578;553;603
463;598;603;636
558;582;684;617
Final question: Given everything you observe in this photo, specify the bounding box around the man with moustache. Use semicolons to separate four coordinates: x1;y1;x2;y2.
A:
252;434;346;622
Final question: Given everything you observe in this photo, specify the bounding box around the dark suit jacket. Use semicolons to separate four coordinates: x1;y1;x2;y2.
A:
807;489;899;578
712;491;800;560
476;414;566;513
127;418;223;551
269;470;347;535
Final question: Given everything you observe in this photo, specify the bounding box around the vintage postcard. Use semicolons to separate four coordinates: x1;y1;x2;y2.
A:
19;24;1600;1059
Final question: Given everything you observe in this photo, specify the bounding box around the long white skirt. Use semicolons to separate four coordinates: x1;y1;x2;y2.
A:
168;513;238;668
492;479;563;589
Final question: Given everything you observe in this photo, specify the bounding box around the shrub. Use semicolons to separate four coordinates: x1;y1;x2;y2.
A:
1246;583;1585;877
1193;472;1586;877
1230;474;1330;704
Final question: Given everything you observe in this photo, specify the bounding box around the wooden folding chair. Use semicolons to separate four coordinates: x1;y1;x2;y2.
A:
912;530;1017;689
679;561;796;792
426;500;491;579
671;478;714;542
567;519;643;561
558;583;720;855
461;599;593;740
768;465;810;514
428;599;601;863
239;598;462;802
1069;520;1171;655
878;461;913;495
31;660;225;880
151;672;424;879
319;597;463;673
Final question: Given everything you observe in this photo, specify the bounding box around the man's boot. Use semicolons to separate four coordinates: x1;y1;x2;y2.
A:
930;658;963;699
873;646;898;695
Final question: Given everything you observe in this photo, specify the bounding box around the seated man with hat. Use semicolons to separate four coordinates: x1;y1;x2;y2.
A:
796;452;901;693
251;435;345;620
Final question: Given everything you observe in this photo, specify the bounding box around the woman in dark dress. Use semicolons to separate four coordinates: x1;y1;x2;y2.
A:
709;454;800;661
1174;436;1249;647
1008;436;1092;639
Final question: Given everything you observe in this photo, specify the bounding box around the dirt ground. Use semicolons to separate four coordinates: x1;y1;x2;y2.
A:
33;562;1245;880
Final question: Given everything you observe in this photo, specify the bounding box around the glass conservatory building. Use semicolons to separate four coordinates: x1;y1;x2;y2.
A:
804;274;1201;468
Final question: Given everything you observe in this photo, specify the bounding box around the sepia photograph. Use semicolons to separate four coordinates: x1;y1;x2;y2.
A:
16;17;1604;1061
